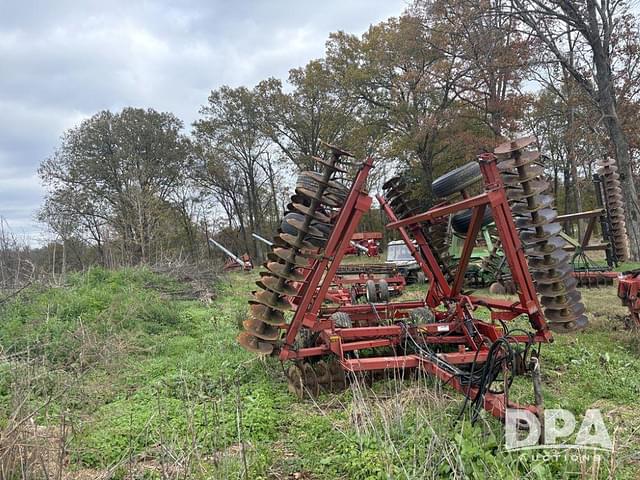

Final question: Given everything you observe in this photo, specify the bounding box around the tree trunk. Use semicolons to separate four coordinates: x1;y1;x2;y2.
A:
592;43;640;259
417;145;434;209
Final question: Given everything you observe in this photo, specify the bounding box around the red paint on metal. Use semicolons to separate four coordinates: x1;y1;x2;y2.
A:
278;153;554;421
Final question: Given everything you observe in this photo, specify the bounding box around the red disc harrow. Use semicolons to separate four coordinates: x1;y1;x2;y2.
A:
239;139;588;422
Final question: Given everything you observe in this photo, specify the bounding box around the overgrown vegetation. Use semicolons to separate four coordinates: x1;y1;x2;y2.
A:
1;267;639;479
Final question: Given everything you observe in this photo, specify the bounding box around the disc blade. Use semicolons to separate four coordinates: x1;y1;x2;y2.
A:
243;319;280;341
279;232;323;250
289;202;331;223
498;151;541;171
256;276;299;296
541;289;581;309
250;303;286;325
533;261;573;282
284;218;326;238
249;289;292;311
303;171;348;192
545;302;586;322
266;261;306;281
238;332;274;355
311;155;348;173
548;314;588;332
506;180;549;200
520;223;563;244
494;136;536;155
296;186;342;208
321;140;354;158
501;164;544;185
523;236;567;258
535;275;578;296
273;247;312;267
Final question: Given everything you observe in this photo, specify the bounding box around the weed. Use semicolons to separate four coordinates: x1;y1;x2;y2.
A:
1;268;639;478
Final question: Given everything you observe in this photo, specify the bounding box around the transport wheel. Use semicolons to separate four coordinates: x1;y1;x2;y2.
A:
432;161;482;198
330;311;352;328
451;208;494;234
378;279;389;302
366;279;377;303
416;271;426;284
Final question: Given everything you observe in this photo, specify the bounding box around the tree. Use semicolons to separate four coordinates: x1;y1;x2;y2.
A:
255;60;360;170
507;0;640;259
416;0;531;138
39;108;193;265
327;15;462;203
194;86;284;260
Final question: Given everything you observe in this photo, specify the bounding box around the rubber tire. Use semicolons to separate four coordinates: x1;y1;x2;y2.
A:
432;161;482;198
366;279;377;303
296;172;348;200
330;311;352;328
416;271;426;284
451;208;494;234
378;279;389;302
280;213;330;247
281;212;331;236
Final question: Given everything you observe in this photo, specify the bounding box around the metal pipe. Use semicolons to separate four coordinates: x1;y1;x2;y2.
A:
350;240;369;253
208;238;246;267
252;233;274;247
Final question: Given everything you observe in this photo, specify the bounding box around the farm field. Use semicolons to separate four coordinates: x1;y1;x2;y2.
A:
1;266;639;479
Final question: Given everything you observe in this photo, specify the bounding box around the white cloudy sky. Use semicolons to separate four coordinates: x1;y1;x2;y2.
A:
0;0;407;242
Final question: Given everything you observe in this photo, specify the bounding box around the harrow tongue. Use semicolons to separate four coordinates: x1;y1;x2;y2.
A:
495;137;587;332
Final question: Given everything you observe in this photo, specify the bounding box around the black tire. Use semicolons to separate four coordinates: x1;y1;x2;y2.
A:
451;208;494;234
366;279;377;303
432;161;482;198
296;172;348;199
280;213;330;246
378;279;389;302
330;311;352;328
416;271;426;284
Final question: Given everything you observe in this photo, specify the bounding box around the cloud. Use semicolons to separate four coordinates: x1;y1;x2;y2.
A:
0;0;406;243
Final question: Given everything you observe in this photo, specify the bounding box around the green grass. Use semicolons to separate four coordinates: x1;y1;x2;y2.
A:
1;267;639;479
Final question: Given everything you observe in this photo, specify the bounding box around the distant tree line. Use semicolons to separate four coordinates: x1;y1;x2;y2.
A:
34;0;640;271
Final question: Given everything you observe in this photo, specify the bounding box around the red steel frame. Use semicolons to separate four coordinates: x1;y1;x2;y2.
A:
279;153;553;419
618;270;640;327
